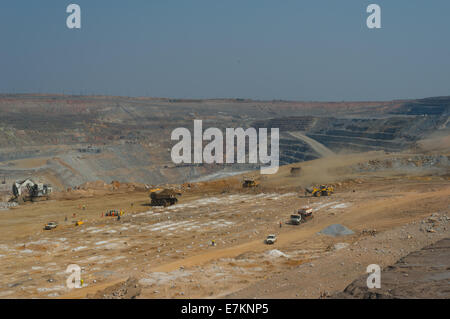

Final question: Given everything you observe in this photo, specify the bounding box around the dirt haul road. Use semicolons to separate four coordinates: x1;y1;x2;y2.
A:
288;131;335;157
0;152;448;299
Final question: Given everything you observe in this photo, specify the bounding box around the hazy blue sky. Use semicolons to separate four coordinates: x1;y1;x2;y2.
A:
0;1;449;101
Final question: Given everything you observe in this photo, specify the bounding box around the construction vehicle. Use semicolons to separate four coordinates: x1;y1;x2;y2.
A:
265;234;277;245
290;214;302;225
75;220;84;226
290;207;314;225
150;188;181;207
11;179;52;203
305;185;334;197
298;207;314;222
44;221;58;230
243;178;259;188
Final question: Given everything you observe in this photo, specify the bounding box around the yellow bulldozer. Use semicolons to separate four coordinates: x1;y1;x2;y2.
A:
305;185;334;197
243;178;259;188
75;220;84;226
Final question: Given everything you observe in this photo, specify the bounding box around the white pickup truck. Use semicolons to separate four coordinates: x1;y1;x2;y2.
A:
265;234;277;245
44;221;58;230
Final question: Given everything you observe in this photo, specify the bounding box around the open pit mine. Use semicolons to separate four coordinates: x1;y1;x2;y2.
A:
0;94;448;299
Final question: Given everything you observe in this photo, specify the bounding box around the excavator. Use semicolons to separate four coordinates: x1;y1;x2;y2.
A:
11;179;53;203
305;185;334;197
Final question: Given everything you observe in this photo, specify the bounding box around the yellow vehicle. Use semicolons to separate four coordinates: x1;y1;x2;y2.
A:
306;185;334;197
75;220;84;226
243;179;259;188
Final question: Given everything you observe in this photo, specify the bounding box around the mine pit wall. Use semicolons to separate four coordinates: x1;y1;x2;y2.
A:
0;95;448;189
278;136;320;165
391;96;450;116
254;113;449;164
0;154;258;191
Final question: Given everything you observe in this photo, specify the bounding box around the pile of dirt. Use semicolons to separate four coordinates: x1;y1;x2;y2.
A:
318;224;354;237
333;238;450;299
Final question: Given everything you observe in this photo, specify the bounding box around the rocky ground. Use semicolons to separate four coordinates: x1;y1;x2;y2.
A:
227;211;449;299
332;237;450;299
0;150;448;299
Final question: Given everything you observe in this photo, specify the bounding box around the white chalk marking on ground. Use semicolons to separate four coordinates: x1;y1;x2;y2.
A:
330;203;350;209
85;255;105;262
27;239;49;245
37;286;66;293
266;249;290;258
334;243;350;250
139;269;192;285
88;228;104;234
313;201;339;210
103;243;121;249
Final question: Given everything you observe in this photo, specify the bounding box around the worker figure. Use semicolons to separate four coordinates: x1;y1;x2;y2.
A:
211;240;216;247
117;214;121;221
279;221;282;228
